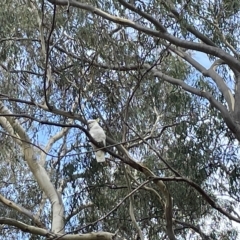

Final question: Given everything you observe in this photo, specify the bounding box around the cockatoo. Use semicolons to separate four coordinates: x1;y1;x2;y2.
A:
88;119;106;162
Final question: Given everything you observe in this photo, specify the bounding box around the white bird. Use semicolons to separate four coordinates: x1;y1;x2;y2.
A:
87;119;106;162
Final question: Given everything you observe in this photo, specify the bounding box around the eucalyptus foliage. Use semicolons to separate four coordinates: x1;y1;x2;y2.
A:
0;0;240;239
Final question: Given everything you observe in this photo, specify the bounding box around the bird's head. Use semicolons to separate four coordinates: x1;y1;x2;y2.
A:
87;118;99;129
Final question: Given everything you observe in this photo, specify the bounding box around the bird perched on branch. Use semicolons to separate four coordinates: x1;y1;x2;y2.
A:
88;119;106;162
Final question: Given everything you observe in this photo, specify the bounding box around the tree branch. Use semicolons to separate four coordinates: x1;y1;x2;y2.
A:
0;218;114;240
145;65;240;140
150;176;240;223
0;93;85;122
0;102;64;233
174;219;210;240
162;0;216;46
117;0;166;32
72;180;150;233
65;203;94;223
124;166;144;240
0;194;45;228
47;0;240;71
165;45;235;112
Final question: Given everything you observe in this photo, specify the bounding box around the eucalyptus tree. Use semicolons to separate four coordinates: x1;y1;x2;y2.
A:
0;0;240;239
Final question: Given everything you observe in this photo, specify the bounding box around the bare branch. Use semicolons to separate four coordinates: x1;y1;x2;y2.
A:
117;0;166;32
65;203;94;223
145;65;240;140
150;176;240;223
174;219;210;240
124;166;144;240
0;102;64;233
72;179;151;234
0;218;114;240
0;117;22;146
165;45;235;112
47;0;240;71
0;194;45;228
105;138;175;239
55;41;235;116
125;121;181;177
0;93;85;122
162;0;216;46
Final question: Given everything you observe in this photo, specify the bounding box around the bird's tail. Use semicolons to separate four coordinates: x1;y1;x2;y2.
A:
95;150;105;162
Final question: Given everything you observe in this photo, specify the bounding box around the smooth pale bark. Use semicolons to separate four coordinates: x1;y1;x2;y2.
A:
0;102;64;233
0;218;114;240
